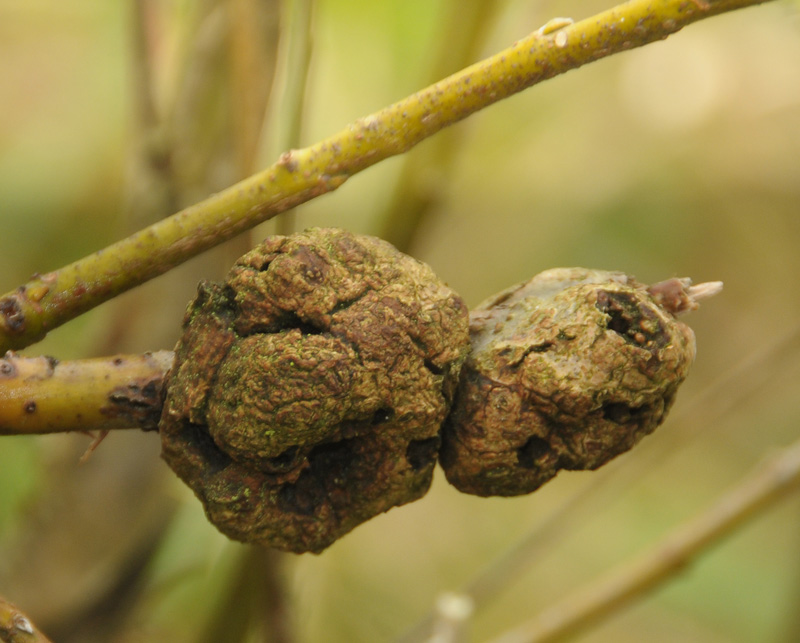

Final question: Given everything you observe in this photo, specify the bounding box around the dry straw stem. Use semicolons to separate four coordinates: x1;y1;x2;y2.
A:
0;351;173;435
0;0;771;353
486;437;800;643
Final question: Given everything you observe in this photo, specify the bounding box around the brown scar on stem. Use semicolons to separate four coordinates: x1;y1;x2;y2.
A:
100;377;166;431
0;295;26;334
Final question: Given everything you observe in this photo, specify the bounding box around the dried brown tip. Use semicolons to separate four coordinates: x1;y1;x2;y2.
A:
686;281;724;303
646;278;723;315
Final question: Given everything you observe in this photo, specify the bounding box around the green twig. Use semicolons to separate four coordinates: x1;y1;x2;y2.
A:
0;0;771;352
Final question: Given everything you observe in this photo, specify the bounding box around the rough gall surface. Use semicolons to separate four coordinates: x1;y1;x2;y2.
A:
160;228;470;553
440;268;696;497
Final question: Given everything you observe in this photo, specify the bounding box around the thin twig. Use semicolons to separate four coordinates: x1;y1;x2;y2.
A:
0;0;772;352
485;436;800;643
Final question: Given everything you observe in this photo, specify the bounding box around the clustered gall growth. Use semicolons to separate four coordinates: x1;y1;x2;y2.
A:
160;231;705;553
160;228;470;553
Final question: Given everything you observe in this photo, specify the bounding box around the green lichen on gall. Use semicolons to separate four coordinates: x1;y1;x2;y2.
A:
208;330;360;462
160;228;470;553
440;268;696;497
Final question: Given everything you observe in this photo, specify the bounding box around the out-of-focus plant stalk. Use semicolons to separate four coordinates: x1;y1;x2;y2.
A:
269;0;316;237
379;0;503;252
0;0;771;353
487;437;800;643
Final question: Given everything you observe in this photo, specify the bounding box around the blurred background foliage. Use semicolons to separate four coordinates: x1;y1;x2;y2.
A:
1;0;800;641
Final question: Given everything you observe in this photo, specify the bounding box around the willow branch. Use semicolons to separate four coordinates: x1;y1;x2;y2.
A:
486;437;800;643
0;0;770;353
0;351;173;435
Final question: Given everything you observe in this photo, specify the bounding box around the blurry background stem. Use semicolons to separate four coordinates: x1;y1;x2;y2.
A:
200;547;293;643
265;0;316;237
379;0;503;253
486;436;800;643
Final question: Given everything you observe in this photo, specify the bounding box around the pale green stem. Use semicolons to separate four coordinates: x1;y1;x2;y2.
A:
0;0;772;352
229;0;282;180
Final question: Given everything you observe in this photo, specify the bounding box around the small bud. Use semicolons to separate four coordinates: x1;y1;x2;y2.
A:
160;228;470;553
13;614;34;634
440;268;697;497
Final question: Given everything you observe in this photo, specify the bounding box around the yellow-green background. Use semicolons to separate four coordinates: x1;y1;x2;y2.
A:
1;0;799;641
